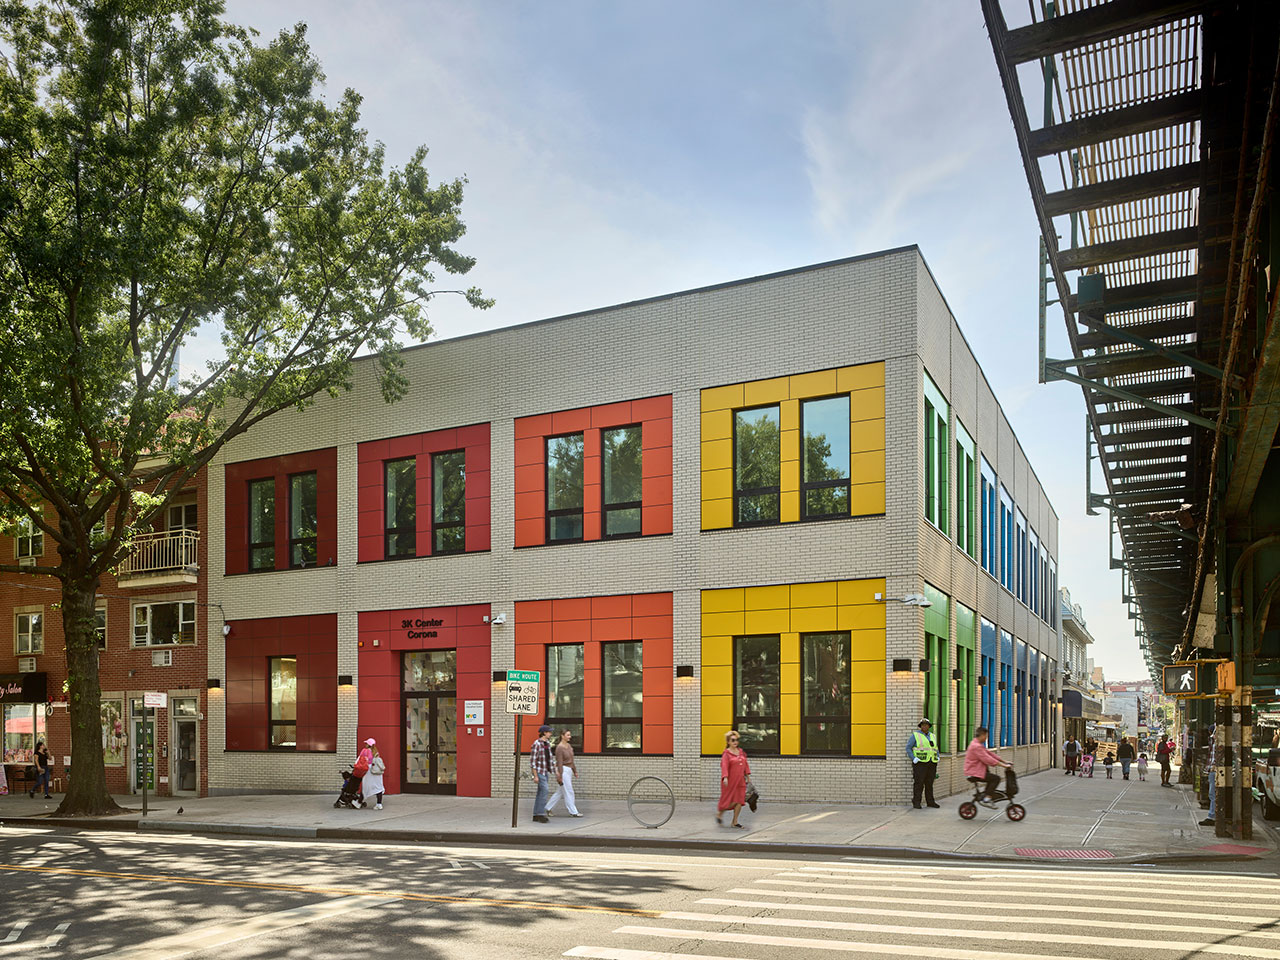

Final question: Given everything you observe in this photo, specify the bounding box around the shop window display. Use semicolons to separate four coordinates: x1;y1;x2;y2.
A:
3;703;45;762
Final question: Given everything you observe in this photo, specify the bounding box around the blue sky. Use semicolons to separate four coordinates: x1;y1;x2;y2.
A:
217;0;1142;679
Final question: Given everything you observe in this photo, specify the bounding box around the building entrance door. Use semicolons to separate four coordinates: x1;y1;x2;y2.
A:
402;650;457;795
171;697;198;795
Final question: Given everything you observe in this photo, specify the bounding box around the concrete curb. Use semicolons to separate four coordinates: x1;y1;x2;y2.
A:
0;815;1268;864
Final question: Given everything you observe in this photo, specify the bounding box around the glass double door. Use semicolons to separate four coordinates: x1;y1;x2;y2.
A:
403;650;457;794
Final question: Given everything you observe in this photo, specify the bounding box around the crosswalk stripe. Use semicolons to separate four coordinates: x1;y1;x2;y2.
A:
794;865;1278;891
697;898;1280;940
727;887;1276;924
771;872;1280;902
45;923;71;947
565;948;754;960
615;925;1102;960
654;911;1280;957
0;925;25;945
820;860;1280;885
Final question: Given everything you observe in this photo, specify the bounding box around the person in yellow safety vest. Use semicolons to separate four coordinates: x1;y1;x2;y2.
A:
906;717;940;808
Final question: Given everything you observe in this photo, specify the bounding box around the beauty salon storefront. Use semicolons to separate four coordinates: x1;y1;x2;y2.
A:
1;672;50;792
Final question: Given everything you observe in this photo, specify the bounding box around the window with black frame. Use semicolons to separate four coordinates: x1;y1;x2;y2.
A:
801;632;851;754
801;395;851;519
247;478;275;570
733;406;780;525
733;635;780;754
384;457;416;558
602;425;642;538
545;644;585;746
288;472;318;567
432;450;466;553
545;434;584;542
268;655;297;749
602;641;642;750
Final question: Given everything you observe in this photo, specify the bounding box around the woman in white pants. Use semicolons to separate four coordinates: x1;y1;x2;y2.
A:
546;729;582;817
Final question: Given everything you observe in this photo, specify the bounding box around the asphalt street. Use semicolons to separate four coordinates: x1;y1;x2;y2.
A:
0;827;1277;960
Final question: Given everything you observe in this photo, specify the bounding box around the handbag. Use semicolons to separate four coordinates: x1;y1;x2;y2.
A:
352;757;369;778
745;781;759;813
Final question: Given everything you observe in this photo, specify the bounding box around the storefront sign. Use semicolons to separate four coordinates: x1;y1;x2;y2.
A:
464;700;485;725
0;673;46;704
143;691;168;709
399;617;444;641
505;670;540;715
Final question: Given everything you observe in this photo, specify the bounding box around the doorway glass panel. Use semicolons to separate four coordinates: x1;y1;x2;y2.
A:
405;699;432;784
404;650;456;692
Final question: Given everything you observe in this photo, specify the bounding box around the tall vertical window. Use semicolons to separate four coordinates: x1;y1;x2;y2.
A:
289;472;318;567
1040;546;1050;624
1015;639;1027;746
801;632;851;754
602;641;643;750
734;406;781;525
545;644;585;745
924;632;950;753
980;654;993;730
999;662;1013;747
801;396;850;519
546;434;585;542
999;486;1014;592
95;606;107;650
432;451;466;554
601;426;642;538
923;373;949;533
384;458;416;558
954;422;976;558
734;635;780;754
2;704;45;762
1028;529;1040;618
1014;509;1027;604
1049;560;1058;628
269;656;297;749
248;478;275;571
980;458;998;577
15;517;42;562
15;612;42;654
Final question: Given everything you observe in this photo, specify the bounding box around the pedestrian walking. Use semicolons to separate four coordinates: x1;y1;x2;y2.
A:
1200;725;1216;826
29;741;51;799
716;730;751;828
0;760;6;795
1063;736;1080;775
1102;752;1115;779
530;724;554;823
1137;753;1149;781
546;729;583;817
907;718;940;809
361;738;385;810
1117;737;1135;780
1156;735;1173;787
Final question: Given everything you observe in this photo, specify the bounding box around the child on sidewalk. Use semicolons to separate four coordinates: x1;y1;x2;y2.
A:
1081;752;1095;777
1103;752;1115;779
1137;753;1149;781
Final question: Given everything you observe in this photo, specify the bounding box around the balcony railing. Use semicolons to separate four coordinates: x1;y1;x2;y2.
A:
116;529;200;585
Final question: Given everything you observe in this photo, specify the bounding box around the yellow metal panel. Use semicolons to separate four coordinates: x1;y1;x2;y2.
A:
701;409;732;441
703;725;730;755
851;627;887;658
780;631;800;664
781;662;800;696
701;497;733;531
780;427;799;463
702;466;733;498
851;660;887;692
744;584;790;610
702;634;733;668
837;361;885;392
743;376;790;406
702;692;733;724
837;578;886;605
780;494;800;524
702;588;745;614
850;418;886;453
791;605;837;634
789;368;839;399
702;664;733;696
850;449;886;484
702;438;733;473
780;724;801;755
791;580;837;608
701;383;744;413
745;607;790;634
850;386;886;421
852;723;887;757
851;691;886;723
781;691;800;721
839;604;887;631
849;481;886;516
702;610;745;636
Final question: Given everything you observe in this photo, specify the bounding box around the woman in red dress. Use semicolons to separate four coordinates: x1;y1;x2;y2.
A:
717;730;751;827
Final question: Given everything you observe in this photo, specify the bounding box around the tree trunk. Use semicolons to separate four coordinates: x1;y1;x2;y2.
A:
55;575;124;816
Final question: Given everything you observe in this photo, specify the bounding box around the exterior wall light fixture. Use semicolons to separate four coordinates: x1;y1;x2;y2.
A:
997;680;1007;691
492;670;507;683
206;679;221;689
977;675;988;686
338;675;354;687
675;664;694;678
891;658;913;672
951;668;964;680
918;659;930;672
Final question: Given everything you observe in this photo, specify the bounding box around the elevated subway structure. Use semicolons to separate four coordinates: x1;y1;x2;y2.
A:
982;0;1280;839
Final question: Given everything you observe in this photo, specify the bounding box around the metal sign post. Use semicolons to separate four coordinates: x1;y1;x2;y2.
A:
504;670;540;828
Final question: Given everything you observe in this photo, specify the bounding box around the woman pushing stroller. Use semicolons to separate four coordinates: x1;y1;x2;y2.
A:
964;726;1011;805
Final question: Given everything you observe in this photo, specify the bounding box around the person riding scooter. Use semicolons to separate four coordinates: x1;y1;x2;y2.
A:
964;725;1011;805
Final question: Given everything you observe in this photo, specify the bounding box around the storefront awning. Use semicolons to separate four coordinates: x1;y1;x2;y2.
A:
0;673;47;704
1063;688;1103;720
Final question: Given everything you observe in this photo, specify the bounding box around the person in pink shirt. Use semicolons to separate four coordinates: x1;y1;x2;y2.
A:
964;726;1011;805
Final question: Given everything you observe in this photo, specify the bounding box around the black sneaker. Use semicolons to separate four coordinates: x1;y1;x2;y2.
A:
912;803;922;809
1198;818;1215;826
532;815;549;823
926;802;940;808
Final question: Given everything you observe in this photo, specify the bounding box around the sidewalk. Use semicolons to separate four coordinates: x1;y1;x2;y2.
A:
1;768;1274;863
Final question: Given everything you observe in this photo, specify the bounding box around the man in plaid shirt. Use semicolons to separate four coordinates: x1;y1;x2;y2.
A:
530;724;554;822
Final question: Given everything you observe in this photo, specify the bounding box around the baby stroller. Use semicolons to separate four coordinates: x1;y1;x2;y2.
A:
1081;753;1095;777
959;767;1025;822
333;765;364;809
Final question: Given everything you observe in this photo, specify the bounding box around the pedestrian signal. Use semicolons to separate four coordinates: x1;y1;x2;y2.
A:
1162;663;1198;697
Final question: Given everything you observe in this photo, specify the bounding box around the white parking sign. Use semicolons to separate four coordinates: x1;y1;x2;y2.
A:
505;670;540;714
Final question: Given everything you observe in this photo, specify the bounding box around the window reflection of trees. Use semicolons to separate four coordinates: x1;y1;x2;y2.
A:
802;632;851;754
734;635;780;753
734;407;780;525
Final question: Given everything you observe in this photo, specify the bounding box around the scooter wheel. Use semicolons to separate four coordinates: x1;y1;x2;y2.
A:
958;801;978;820
333;800;342;808
1006;803;1026;822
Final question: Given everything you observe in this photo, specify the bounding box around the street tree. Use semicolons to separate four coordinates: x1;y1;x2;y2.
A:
0;0;490;814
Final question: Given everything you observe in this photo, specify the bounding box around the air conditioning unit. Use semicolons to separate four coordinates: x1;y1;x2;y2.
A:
17;657;35;673
17;556;34;568
151;649;173;667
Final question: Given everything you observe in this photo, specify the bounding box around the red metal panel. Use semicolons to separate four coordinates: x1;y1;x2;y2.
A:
641;503;673;536
514;413;553;440
631;395;672;421
590;400;633;427
641;415;673;449
632;592;674;617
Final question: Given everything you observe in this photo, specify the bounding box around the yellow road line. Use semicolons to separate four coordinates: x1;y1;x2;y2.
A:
0;863;659;918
